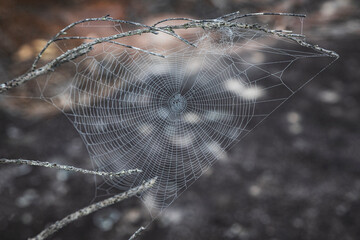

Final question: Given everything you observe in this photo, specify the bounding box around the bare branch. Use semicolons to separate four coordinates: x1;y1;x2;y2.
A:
28;177;157;240
165;21;339;58
0;158;142;178
55;36;165;58
30;16;192;70
30;16;162;70
0;44;92;93
0;11;339;94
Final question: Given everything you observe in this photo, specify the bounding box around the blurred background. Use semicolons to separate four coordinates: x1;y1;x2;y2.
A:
0;0;359;239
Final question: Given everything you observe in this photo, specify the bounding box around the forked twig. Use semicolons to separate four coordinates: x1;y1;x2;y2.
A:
0;158;142;177
30;16;193;71
0;11;338;94
30;16;170;70
28;177;157;240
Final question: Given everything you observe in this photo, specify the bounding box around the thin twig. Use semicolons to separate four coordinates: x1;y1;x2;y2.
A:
218;12;306;22
152;17;197;27
0;159;142;177
128;226;146;240
54;36;165;58
28;177;157;240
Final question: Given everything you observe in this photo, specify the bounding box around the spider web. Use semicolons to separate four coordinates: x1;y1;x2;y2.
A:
35;17;336;217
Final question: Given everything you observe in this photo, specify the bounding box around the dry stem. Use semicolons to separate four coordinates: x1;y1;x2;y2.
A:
28;177;157;240
0;158;142;177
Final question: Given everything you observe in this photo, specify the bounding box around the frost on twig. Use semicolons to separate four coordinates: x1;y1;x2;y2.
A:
28;177;157;240
0;11;338;94
0;158;142;177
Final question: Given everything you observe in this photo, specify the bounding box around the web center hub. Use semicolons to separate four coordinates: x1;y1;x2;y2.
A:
168;94;187;113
